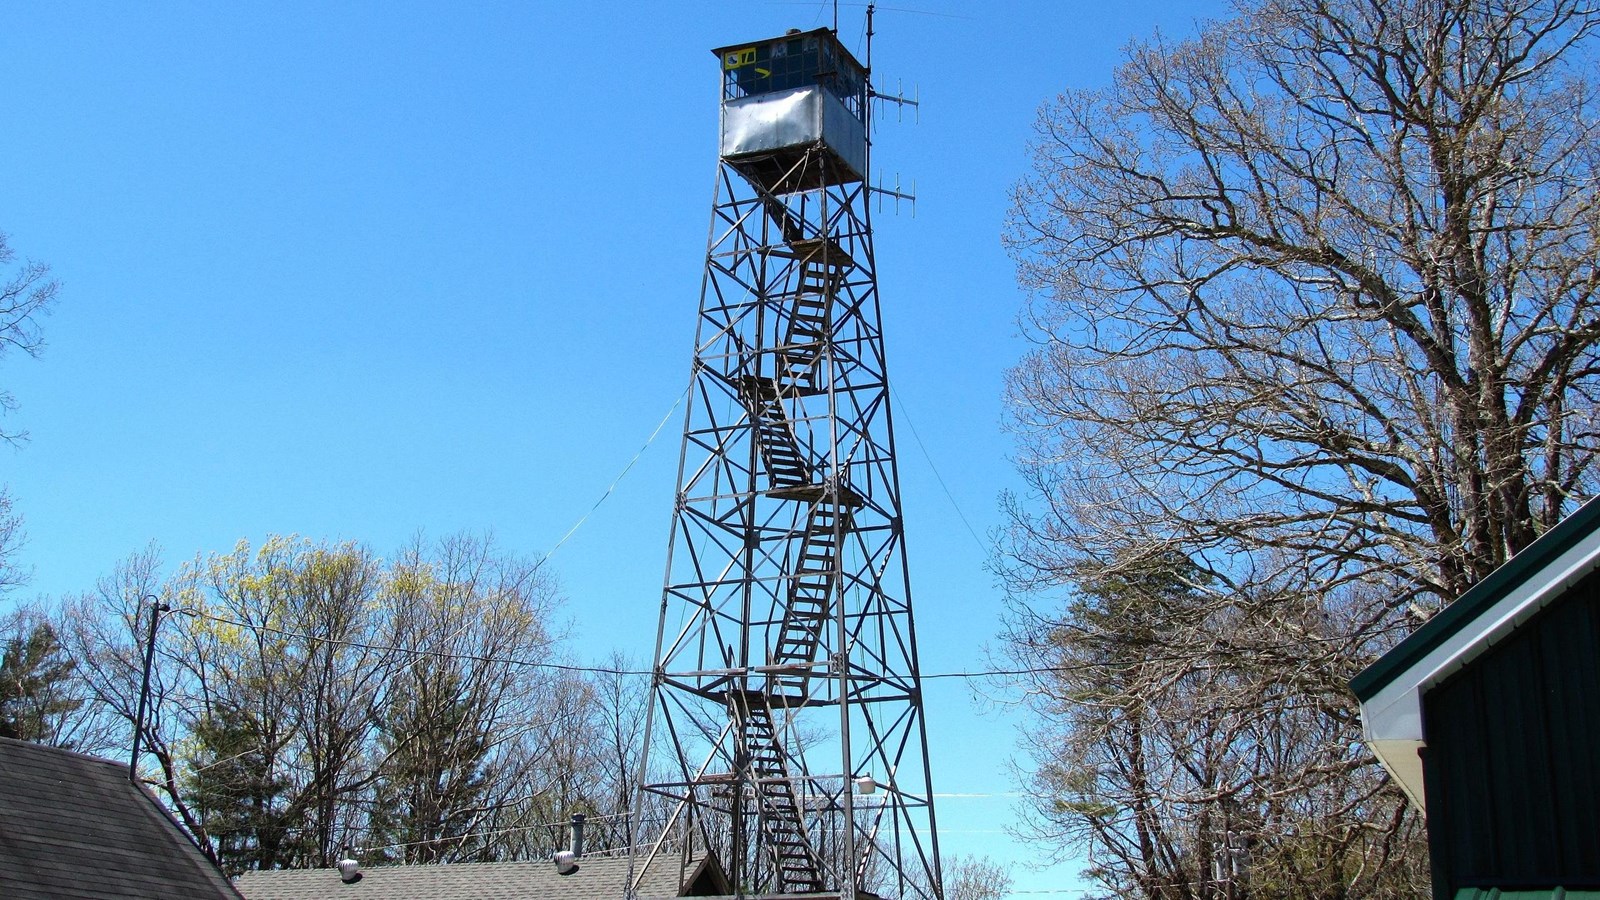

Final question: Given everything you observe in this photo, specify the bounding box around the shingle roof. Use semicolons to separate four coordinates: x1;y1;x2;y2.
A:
235;849;720;900
0;736;243;900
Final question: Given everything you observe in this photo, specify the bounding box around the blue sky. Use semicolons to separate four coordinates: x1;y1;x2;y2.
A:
0;1;1226;894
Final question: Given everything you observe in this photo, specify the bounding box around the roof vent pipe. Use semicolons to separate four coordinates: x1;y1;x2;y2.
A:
570;813;586;858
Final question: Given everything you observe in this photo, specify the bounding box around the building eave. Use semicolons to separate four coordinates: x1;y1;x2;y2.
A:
1351;495;1600;808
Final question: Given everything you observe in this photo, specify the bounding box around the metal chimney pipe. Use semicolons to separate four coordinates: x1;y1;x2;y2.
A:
570;813;586;858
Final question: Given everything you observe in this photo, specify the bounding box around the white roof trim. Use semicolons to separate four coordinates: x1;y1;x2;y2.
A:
1358;523;1600;809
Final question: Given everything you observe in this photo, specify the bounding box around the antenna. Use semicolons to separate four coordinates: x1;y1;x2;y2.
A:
874;78;920;117
866;3;874;69
874;174;917;217
868;24;921;218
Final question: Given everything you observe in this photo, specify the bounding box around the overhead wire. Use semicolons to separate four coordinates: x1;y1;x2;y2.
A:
173;605;1203;682
769;1;978;22
534;387;687;570
350;812;629;855
889;384;989;554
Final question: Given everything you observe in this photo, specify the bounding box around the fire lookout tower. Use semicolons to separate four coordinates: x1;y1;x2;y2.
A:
629;25;943;900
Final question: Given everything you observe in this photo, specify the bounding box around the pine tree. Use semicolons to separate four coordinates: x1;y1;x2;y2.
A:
0;621;81;745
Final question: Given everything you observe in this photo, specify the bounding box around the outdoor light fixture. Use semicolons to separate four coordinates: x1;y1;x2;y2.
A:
854;775;877;795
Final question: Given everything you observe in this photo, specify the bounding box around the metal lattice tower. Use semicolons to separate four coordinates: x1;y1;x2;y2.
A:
629;25;942;900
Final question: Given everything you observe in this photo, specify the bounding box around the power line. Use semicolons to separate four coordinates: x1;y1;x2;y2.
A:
178;607;634;676
176;606;1169;683
177;603;1373;688
352;812;628;855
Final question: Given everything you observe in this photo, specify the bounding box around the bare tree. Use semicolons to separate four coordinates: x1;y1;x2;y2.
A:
0;493;28;599
889;853;1011;900
1007;0;1600;602
1004;554;1428;898
941;854;1013;900
0;230;57;447
578;651;649;852
0;230;61;596
57;547;216;855
1002;0;1600;895
54;547;165;763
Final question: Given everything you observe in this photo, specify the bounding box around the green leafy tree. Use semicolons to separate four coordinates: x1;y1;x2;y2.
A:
53;538;394;873
60;534;656;870
173;537;392;872
370;662;493;862
366;535;561;863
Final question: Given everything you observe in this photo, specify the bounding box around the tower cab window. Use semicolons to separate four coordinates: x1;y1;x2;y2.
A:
722;35;866;122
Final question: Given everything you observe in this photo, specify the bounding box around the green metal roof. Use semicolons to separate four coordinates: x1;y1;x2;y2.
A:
1459;883;1600;890
1350;496;1600;701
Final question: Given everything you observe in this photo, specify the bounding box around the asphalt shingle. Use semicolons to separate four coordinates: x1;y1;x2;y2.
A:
234;849;722;900
0;736;243;900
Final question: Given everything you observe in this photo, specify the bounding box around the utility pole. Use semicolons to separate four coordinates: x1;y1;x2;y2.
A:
129;595;170;783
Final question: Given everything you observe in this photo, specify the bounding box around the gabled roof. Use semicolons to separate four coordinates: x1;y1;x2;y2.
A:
1352;495;1600;808
1352;496;1600;700
0;736;242;900
235;849;724;900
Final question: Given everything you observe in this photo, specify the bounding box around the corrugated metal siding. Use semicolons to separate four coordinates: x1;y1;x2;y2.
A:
1423;573;1600;896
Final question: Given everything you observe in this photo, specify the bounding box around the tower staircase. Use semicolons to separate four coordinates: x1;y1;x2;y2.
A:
735;692;826;894
739;375;811;491
728;229;864;894
737;233;864;698
775;254;844;394
768;496;853;695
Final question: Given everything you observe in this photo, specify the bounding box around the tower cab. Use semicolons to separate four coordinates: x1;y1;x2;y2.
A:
714;29;869;194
